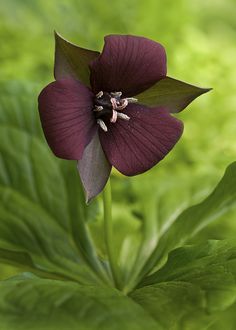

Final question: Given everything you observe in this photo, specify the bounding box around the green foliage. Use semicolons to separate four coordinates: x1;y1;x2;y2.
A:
140;162;236;282
1;240;236;329
1;82;236;328
1;0;236;328
0;82;108;286
0;274;160;330
131;240;236;330
122;162;236;291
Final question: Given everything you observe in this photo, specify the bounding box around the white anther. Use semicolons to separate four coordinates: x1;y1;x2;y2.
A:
94;105;103;112
117;112;130;121
110;110;118;123
96;91;103;98
111;91;122;97
97;119;108;132
126;97;138;103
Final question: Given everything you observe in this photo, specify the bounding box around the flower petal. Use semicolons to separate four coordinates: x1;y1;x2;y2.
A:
99;104;183;176
54;32;100;87
90;35;167;97
78;132;111;203
38;79;96;160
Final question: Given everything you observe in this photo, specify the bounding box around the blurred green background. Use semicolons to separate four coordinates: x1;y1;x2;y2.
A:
0;0;236;327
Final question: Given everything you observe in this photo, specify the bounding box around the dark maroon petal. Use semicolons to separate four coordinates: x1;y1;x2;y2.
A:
78;132;111;203
90;35;167;97
99;104;183;176
38;79;96;160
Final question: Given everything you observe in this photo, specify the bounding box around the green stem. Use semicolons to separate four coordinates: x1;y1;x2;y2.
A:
103;178;120;288
71;178;112;286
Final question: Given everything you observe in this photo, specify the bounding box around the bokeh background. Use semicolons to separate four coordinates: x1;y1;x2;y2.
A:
0;0;236;327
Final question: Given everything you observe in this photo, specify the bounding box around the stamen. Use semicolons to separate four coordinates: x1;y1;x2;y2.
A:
110;97;118;110
94;91;138;130
94;105;103;112
96;91;103;98
97;119;108;132
126;97;138;103
117;112;130;121
110;110;118;123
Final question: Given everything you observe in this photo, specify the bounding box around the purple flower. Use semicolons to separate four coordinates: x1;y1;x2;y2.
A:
38;34;210;201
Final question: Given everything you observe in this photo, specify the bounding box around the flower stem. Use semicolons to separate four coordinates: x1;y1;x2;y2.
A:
72;176;112;286
103;178;120;288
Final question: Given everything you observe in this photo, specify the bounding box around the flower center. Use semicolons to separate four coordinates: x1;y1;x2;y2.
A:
93;91;137;132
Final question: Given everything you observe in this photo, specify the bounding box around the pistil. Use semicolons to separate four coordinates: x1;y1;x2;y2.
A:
94;91;137;132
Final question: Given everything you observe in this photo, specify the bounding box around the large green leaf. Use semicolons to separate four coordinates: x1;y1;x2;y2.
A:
131;240;236;330
133;282;211;330
123;170;215;288
135;77;211;112
0;275;160;330
124;162;236;291
137;162;236;282
0;125;102;284
142;240;236;293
